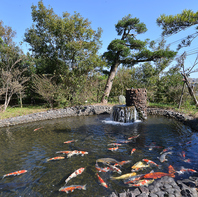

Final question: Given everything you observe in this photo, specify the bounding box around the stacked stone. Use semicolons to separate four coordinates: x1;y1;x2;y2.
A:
126;88;147;120
109;176;198;197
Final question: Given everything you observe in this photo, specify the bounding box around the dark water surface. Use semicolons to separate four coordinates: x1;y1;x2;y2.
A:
0;114;198;196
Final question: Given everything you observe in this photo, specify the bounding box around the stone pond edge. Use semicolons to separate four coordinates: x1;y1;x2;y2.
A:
0;105;197;131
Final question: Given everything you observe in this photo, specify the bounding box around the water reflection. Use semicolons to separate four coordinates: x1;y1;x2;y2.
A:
0;115;197;196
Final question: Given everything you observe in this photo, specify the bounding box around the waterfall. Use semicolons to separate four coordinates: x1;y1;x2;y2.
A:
110;105;139;123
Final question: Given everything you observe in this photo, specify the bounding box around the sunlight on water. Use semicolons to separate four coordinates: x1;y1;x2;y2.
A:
102;118;142;126
0;114;197;197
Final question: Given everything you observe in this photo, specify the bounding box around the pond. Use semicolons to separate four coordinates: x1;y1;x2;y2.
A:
0;114;198;196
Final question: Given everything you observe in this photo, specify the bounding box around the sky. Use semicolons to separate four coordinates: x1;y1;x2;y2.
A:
0;0;198;78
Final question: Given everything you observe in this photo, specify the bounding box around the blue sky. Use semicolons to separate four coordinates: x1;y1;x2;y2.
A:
1;0;198;78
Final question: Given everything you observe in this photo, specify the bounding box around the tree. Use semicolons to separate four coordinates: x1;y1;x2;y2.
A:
0;21;29;111
24;1;104;76
101;14;176;103
157;9;198;107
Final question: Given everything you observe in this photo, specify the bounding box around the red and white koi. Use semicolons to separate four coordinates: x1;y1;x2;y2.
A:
128;134;140;140
128;179;154;187
67;150;88;158
2;170;27;178
131;148;136;155
64;140;78;144
47;156;65;161
108;164;122;174
59;184;86;193
65;167;85;184
108;146;118;151
160;147;173;154
176;167;197;175
56;150;73;154
114;160;131;167
142;159;160;168
183;159;191;163
96;173;108;188
179;151;185;158
95;163;110;172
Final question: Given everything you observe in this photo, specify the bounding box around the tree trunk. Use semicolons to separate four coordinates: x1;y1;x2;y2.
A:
182;73;198;107
178;81;185;109
101;63;119;103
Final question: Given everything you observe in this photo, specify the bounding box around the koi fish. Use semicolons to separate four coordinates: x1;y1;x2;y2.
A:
131;148;136;155
108;143;122;146
176;167;197;175
158;151;172;162
33;127;43;131
67;150;88;158
143;165;175;179
142;159;161;168
95;164;110;172
108;146;118;151
96;173;108;188
145;145;163;151
111;172;136;180
59;184;86;193
108;165;122;174
96;158;119;165
119;140;131;144
65;167;85;184
114;160;131;167
131;161;150;172
128;179;154;187
64;140;78;144
124;175;143;184
183;159;191;163
128;134;140;140
160;147;173;154
47;156;65;161
2;170;27;179
56;150;73;154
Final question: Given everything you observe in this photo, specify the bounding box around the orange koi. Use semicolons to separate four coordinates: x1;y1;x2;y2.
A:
128;134;140;140
131;148;136;155
33;127;43;131
142;159;160;168
143;165;175;179
119;140;131;144
59;184;86;193
108;146;118;151
96;173;108;188
47;156;65;161
64;140;78;144
3;170;27;178
128;179;154;187
65;167;85;184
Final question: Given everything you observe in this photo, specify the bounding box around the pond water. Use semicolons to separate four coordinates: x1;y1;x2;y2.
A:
0;114;198;197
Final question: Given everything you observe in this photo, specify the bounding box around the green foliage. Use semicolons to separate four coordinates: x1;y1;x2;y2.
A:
24;1;104;76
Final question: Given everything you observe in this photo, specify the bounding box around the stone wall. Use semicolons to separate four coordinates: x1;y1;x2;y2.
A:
0;105;112;128
126;88;147;120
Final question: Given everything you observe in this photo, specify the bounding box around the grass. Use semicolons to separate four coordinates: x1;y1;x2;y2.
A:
148;102;198;119
0;105;49;120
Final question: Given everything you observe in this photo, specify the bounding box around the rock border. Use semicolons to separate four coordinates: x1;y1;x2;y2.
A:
0;106;197;132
